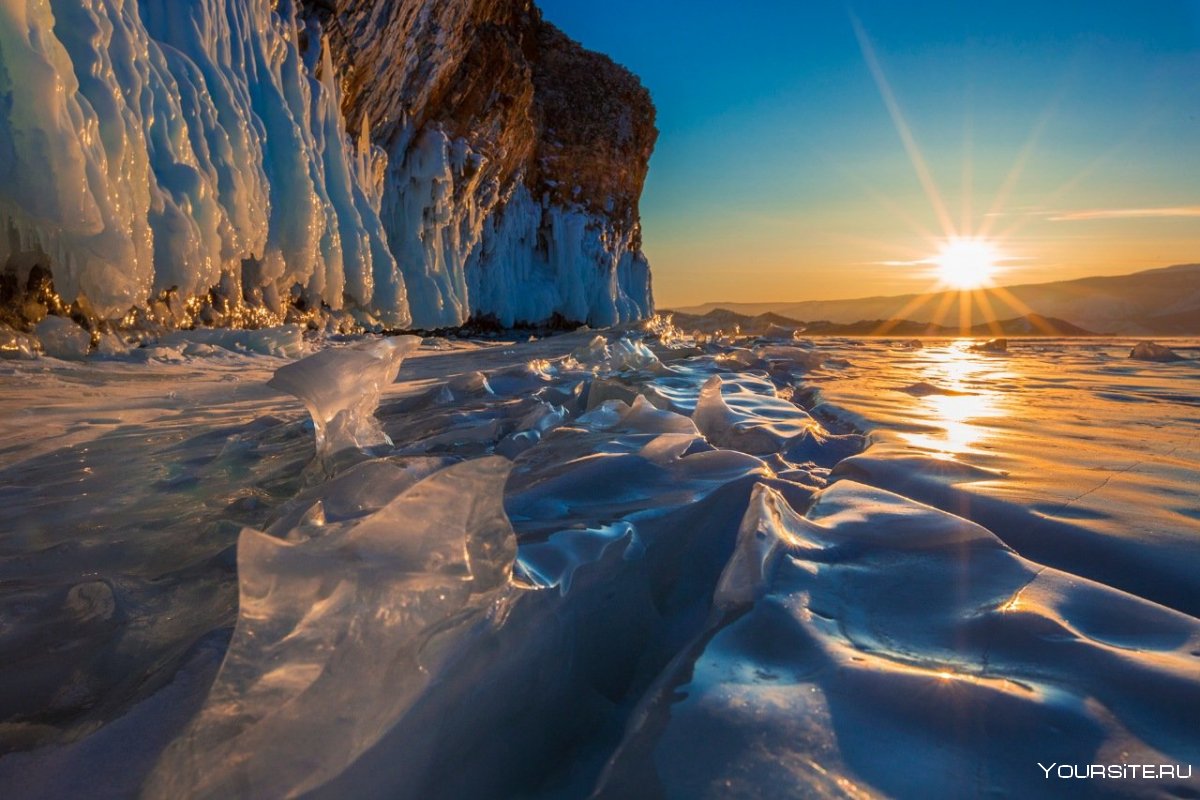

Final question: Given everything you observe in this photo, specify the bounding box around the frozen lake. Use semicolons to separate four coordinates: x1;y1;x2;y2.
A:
1;330;1197;798
807;337;1200;618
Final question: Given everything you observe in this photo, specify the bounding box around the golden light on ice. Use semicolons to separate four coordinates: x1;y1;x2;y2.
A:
935;238;999;289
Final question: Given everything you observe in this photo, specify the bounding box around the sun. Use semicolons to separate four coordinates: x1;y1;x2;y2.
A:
934;238;999;289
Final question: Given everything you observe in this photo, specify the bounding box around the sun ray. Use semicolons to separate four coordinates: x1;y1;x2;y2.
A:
928;288;960;330
985;285;1061;334
851;15;957;240
873;291;939;336
827;161;943;244
972;289;1005;336
961;110;974;238
992;113;1160;244
858;184;941;244
977;99;1060;240
828;233;935;263
984;284;1037;318
852;21;1095;334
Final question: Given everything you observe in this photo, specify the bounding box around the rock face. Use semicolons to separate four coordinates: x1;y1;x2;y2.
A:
0;0;655;330
305;0;656;328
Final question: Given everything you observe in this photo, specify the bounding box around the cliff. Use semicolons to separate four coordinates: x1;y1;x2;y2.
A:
0;0;655;332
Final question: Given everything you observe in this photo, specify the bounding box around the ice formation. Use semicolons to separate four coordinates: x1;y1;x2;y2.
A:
33;316;90;360
1130;340;1186;362
145;457;516;799
569;334;661;373
159;325;307;358
268;335;420;456
596;479;1200;798
0;325;37;359
0;0;653;331
970;336;1008;353
463;186;653;328
693;374;820;455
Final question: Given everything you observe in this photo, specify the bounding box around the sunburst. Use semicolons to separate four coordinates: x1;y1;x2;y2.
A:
849;17;1069;336
934;238;999;289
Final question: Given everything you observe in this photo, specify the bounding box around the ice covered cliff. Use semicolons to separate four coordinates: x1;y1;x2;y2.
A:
0;0;655;331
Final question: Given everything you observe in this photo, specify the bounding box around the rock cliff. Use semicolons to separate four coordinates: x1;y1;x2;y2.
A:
0;0;655;332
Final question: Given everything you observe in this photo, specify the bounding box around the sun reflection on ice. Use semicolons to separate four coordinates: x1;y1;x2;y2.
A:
900;343;1005;458
923;392;997;454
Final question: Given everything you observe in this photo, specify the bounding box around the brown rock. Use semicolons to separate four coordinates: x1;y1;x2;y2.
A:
303;0;656;244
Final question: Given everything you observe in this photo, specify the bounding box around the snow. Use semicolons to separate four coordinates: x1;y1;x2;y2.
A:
0;0;650;330
1;332;1198;797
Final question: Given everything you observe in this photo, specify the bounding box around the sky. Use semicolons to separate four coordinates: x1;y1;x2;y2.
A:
537;0;1200;307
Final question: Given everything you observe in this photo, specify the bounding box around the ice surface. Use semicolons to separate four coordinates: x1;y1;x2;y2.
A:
570;334;661;372
3;331;1200;798
268;335;419;457
811;338;1200;619
754;343;824;371
596;479;1200;798
266;457;454;541
711;483;810;609
494;401;568;458
762;322;798;338
898;380;974;396
518;521;641;595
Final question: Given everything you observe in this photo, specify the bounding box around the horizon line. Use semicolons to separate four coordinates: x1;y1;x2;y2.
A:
660;260;1200;309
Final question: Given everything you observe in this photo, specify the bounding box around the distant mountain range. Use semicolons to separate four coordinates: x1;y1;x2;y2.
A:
667;309;1096;337
671;263;1200;335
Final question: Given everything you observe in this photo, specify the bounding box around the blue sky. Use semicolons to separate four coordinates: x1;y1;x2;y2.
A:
538;0;1200;305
